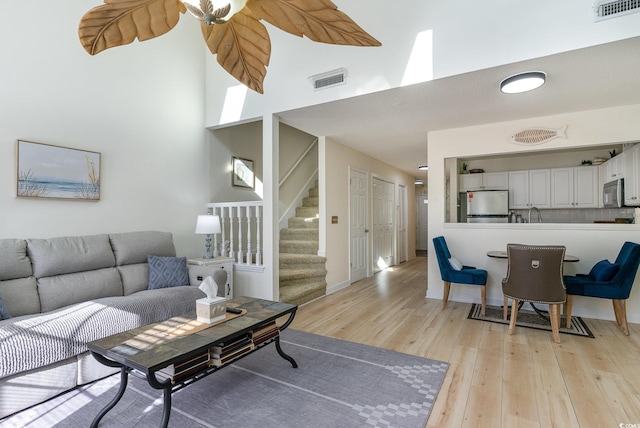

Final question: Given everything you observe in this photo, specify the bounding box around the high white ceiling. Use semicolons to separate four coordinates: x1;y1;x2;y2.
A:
277;36;640;179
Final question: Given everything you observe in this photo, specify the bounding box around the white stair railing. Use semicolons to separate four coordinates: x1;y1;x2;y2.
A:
206;202;264;267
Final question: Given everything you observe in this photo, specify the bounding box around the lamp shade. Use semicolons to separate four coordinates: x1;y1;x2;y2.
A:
195;215;221;234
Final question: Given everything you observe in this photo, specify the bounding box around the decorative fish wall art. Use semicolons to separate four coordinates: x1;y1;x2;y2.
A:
510;125;568;145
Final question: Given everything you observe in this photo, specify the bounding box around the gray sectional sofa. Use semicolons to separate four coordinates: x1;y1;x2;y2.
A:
0;231;207;418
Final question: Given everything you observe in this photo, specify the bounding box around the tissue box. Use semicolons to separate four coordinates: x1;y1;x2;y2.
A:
196;297;227;323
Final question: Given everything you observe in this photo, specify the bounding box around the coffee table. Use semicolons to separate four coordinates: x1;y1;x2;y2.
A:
87;296;297;428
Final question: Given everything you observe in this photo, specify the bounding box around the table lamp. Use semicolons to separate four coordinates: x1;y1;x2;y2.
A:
195;215;221;259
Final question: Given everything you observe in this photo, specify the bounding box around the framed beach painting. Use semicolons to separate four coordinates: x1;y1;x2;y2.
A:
16;140;101;200
232;156;254;189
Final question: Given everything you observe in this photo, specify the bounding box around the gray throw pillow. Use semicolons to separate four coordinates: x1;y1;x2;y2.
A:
0;295;11;320
147;256;190;290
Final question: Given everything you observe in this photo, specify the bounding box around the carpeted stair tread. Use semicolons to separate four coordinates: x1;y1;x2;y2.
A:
279;267;328;282
302;196;319;207
295;206;319;218
279;253;326;264
288;217;319;228
279;281;326;306
280;228;319;241
280;240;318;254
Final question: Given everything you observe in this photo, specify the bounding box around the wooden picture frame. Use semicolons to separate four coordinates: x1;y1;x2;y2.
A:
16;140;101;201
232;157;254;189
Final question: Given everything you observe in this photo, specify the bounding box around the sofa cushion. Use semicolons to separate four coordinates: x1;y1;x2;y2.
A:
0;277;40;317
27;234;116;278
0;239;32;281
109;231;176;266
147;256;190;289
0;286;205;379
38;268;123;313
117;263;149;295
588;259;620;282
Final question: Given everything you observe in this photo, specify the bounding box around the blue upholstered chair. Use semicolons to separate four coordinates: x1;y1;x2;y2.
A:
433;236;488;315
564;241;640;336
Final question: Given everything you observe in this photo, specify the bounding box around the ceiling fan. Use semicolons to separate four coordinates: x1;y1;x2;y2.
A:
78;0;381;93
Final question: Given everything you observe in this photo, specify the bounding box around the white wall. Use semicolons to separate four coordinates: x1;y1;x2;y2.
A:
0;1;210;256
205;0;640;127
209;121;264;202
428;104;640;323
322;138;416;291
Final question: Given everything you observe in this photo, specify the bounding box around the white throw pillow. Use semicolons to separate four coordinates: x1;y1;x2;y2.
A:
448;257;463;271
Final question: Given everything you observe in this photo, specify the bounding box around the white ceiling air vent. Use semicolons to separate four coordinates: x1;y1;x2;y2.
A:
309;68;347;90
594;0;640;21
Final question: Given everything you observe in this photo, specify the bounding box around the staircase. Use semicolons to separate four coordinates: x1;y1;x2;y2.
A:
279;181;327;306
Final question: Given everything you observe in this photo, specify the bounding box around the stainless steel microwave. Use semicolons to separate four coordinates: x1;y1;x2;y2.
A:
603;178;624;208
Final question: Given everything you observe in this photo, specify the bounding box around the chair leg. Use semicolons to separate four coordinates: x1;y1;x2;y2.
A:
549;304;561;343
480;286;486;316
565;295;573;329
442;281;451;310
503;295;508;321
613;300;630;336
508;299;519;335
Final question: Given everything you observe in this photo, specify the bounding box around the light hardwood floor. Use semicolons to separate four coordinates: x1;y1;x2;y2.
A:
290;256;640;428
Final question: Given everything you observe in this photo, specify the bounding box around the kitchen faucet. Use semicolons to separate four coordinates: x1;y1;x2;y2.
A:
528;206;543;223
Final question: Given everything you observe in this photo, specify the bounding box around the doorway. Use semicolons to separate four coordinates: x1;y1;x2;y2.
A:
372;176;395;272
349;169;368;283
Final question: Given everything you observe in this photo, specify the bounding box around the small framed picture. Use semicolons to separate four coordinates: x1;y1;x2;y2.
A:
232;157;254;189
16;140;101;201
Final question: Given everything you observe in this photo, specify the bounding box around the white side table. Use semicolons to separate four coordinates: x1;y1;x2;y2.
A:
187;257;234;299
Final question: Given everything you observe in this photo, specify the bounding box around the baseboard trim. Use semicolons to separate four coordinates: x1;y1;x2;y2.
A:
327;280;350;295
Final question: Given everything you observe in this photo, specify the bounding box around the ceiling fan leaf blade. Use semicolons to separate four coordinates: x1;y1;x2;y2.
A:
203;12;271;93
247;0;380;46
79;0;184;55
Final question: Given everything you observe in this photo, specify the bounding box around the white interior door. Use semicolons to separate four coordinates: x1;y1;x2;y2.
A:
350;169;368;283
397;184;407;263
372;177;395;272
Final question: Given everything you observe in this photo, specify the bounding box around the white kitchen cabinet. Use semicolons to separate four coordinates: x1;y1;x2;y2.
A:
459;174;483;191
624;144;640;206
551;166;599;208
600;153;626;184
187;257;234;299
508;169;550;209
459;172;508;191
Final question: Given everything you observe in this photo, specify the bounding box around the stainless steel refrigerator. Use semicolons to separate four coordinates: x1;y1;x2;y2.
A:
466;190;509;223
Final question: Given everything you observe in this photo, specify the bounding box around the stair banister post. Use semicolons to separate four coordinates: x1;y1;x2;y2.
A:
237;205;244;264
229;206;235;262
246;205;253;265
256;204;262;266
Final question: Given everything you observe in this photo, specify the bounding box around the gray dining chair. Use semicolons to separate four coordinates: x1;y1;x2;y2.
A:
502;244;567;343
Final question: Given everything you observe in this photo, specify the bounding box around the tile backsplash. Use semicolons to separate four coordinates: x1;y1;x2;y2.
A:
511;207;636;224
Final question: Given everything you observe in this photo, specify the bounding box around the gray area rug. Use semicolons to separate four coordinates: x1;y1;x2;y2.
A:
0;329;449;428
468;303;594;338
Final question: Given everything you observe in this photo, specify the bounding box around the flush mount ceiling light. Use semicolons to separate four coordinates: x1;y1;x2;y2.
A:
78;0;380;94
414;179;424;185
418;165;428;171
500;71;546;94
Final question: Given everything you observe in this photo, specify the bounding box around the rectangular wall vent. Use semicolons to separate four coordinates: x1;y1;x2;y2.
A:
309;68;347;90
595;0;640;21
